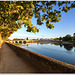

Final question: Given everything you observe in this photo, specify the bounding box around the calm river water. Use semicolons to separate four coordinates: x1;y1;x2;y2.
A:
18;43;75;65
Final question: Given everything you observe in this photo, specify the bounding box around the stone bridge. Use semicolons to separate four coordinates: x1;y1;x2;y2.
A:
5;40;33;44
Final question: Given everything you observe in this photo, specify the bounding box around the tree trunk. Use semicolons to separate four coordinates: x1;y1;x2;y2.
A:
0;33;3;48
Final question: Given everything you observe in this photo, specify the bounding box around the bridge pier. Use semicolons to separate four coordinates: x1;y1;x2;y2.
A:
22;41;23;44
13;41;15;43
17;41;19;43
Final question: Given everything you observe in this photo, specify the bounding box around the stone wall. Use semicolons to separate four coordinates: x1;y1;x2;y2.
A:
6;42;75;73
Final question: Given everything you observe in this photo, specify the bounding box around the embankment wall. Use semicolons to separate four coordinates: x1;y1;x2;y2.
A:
6;42;75;73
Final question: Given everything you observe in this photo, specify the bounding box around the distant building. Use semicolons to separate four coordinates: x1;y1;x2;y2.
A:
50;38;54;41
40;38;44;40
37;38;40;40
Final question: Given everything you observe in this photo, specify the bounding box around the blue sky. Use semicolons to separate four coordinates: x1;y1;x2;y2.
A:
9;3;75;40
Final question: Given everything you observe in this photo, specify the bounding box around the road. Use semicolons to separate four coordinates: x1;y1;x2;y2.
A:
0;43;43;73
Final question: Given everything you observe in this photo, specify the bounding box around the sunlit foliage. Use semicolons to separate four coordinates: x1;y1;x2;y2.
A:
0;1;75;39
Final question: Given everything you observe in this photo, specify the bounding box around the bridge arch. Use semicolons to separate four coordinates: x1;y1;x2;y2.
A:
15;41;18;43
23;41;26;44
19;41;22;43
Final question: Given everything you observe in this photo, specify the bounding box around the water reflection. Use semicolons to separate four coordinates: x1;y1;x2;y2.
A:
52;42;74;51
24;42;75;51
59;44;63;47
39;42;75;51
27;44;28;46
19;42;75;65
64;44;73;51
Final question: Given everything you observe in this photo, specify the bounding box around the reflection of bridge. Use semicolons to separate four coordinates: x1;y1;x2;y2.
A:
6;40;33;44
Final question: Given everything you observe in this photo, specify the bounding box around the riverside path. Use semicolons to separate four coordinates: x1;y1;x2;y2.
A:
0;42;43;73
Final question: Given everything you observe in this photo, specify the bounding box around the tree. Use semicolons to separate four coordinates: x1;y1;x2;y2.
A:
59;36;62;41
63;34;72;41
73;37;75;41
0;1;75;40
73;33;75;41
26;37;28;40
73;33;75;37
54;37;58;40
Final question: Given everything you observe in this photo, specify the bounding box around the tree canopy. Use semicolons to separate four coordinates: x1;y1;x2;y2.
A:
63;34;72;41
0;1;75;40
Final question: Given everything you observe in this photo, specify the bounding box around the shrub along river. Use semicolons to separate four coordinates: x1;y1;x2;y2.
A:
18;43;75;65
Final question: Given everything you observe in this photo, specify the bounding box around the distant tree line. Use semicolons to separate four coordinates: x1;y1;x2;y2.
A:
55;33;75;41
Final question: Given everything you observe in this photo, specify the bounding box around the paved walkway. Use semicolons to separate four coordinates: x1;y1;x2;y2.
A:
0;43;43;73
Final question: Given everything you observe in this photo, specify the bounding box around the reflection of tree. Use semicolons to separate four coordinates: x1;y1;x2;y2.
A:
51;43;53;45
73;42;75;47
59;44;62;47
27;44;28;46
37;43;39;44
53;43;58;46
50;42;74;50
64;44;73;51
40;43;44;45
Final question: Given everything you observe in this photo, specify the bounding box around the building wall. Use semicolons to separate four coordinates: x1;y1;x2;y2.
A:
6;42;75;73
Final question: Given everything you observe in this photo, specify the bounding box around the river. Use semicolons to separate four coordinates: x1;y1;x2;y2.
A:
18;43;75;65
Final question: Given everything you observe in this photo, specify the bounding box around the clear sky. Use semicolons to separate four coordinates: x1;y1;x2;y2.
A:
9;3;75;40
